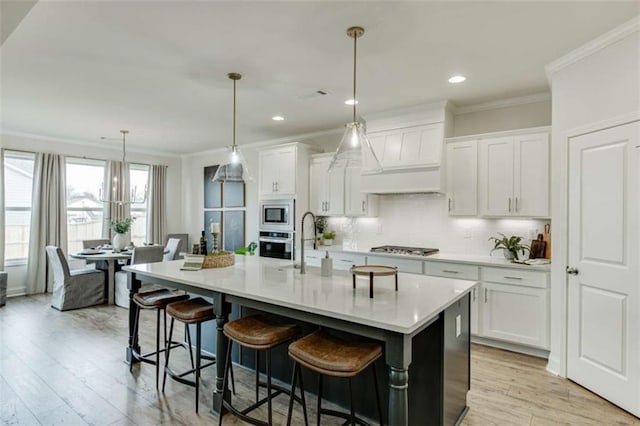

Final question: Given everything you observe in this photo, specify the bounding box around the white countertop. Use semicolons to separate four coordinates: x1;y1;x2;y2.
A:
309;246;551;272
124;256;476;335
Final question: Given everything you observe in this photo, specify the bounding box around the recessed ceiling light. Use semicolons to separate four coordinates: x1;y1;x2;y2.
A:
344;99;358;105
272;116;284;121
448;75;466;84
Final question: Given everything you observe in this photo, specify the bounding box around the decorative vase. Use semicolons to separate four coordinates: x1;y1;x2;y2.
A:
503;249;516;260
323;239;334;247
113;232;128;252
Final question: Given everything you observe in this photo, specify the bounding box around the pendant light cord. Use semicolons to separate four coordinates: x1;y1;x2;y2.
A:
352;32;357;123
233;78;237;150
121;130;127;163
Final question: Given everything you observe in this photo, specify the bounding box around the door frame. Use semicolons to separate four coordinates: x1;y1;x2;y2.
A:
549;111;640;378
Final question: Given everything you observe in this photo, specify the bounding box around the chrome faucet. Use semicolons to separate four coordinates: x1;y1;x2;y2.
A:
300;211;317;274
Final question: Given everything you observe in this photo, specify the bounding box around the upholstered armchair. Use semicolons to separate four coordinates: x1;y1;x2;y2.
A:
46;246;105;311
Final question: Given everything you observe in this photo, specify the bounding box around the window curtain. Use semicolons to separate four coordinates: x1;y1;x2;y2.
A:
147;164;167;245
102;160;130;239
25;153;67;294
0;149;5;270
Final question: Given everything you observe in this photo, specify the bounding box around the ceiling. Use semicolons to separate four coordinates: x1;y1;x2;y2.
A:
1;1;638;154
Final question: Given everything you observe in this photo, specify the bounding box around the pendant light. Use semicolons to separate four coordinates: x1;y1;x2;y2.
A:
99;130;148;205
328;26;382;173
226;72;252;181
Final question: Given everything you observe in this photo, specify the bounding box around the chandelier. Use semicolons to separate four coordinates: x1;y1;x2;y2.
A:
99;130;148;205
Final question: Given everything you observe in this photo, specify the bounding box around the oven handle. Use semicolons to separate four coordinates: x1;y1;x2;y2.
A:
259;237;293;243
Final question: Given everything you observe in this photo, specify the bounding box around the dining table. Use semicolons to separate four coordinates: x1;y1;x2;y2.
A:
70;248;132;304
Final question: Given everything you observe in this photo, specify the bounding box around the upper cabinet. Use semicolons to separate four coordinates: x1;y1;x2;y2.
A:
478;131;549;217
309;153;378;217
259;143;316;200
368;122;444;170
445;140;478;216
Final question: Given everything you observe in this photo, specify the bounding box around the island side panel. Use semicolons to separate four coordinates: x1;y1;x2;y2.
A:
443;293;470;425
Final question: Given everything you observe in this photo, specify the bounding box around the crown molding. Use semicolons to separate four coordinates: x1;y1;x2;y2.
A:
453;92;551;115
545;15;640;82
180;126;343;159
0;129;180;158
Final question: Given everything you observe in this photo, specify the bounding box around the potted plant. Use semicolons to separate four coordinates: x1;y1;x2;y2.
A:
315;216;328;245
489;233;529;260
110;217;134;252
322;230;336;246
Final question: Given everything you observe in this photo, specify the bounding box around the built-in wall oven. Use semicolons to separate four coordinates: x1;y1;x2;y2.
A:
259;199;295;232
259;199;295;260
259;231;294;260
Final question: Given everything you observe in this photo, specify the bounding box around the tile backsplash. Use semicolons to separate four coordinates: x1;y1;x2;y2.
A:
326;194;550;257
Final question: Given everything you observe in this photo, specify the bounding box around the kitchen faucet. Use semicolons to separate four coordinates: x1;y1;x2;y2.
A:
300;211;317;274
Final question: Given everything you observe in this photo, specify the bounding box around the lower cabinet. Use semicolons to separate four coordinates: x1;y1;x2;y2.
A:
303;250;365;270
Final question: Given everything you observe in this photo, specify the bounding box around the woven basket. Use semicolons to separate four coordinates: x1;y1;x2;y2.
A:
202;252;235;269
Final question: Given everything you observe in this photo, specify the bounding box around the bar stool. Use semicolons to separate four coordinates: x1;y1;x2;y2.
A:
130;288;190;388
286;329;384;426
219;315;305;426
163;297;217;413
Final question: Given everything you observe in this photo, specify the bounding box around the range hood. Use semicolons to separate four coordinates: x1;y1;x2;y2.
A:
360;166;444;194
211;163;245;182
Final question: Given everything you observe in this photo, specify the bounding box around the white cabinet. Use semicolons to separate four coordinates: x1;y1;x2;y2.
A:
446;140;478;215
259;145;297;197
367;122;444;170
478;132;549;217
305;250;366;271
344;167;378;217
310;156;344;216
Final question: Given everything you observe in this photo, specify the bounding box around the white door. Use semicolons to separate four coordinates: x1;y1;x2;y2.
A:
446;140;478;216
514;133;549;217
478;137;514;216
567;121;639;416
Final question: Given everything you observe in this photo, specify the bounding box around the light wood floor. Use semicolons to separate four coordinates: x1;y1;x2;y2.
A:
1;294;638;426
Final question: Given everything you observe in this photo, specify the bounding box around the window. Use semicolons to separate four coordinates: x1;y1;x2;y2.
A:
4;151;35;263
66;158;106;253
129;164;149;246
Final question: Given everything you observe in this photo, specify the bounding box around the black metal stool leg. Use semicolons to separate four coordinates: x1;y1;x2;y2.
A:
130;305;141;372
286;361;299;426
316;375;323;426
255;350;260;403
185;324;195;370
298;364;309;426
349;378;355;426
372;364;383;426
195;322;202;414
162;317;175;392
266;349;272;425
155;308;161;389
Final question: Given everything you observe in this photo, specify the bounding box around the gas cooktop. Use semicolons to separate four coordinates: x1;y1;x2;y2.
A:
370;245;439;257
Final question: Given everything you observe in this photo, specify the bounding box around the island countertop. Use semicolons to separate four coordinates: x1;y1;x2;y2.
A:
124;255;476;335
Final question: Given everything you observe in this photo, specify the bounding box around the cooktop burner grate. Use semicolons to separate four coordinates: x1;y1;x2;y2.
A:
370;245;439;257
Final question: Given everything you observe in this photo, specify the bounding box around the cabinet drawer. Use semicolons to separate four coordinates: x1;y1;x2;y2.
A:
482;267;548;289
331;252;366;271
366;255;423;274
424;261;479;280
303;251;322;268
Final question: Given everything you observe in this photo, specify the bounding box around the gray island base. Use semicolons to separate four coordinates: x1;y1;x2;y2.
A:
124;256;475;425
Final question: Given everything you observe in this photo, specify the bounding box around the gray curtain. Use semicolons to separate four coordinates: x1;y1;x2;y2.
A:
25;153;67;294
147;164;167;245
102;160;130;239
0;149;5;270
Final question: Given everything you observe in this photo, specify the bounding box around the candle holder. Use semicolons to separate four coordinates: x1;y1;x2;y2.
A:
211;232;220;254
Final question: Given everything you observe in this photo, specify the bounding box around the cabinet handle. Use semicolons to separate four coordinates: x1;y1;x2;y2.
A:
515;197;519;212
340;259;353;263
442;270;459;274
484;288;488;303
508;198;512;212
275;182;278;192
472;287;476;301
504;276;523;280
448;198;452;212
362;200;366;212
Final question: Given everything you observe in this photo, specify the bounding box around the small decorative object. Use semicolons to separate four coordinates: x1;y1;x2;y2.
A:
234;242;257;256
489;233;530;261
110;217;134;252
321;251;333;277
192;244;201;255
351;264;398;298
202;251;235;269
210;222;221;253
322;230;336;246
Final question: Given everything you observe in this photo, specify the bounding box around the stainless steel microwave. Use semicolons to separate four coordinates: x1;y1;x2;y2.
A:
259;199;294;231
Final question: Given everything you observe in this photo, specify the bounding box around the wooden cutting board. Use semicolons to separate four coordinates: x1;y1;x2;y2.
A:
543;224;551;259
530;234;546;259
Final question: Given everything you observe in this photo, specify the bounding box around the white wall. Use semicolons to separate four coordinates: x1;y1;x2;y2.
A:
547;18;640;376
1;132;183;296
453;100;551;137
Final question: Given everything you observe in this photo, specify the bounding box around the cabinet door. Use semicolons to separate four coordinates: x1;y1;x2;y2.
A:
259;150;279;195
478;137;514;216
310;157;329;215
514;133;549;217
481;282;549;349
326;166;345;216
446;141;478;216
274;147;296;195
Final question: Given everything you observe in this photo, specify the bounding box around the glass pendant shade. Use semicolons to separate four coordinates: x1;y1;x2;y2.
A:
227;145;253;182
328;122;382;172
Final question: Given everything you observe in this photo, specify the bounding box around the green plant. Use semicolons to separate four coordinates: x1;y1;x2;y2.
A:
323;230;336;240
489;233;529;260
315;216;328;234
110;217;134;234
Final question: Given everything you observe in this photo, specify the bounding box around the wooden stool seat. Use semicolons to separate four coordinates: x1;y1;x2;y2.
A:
166;297;215;323
224;315;299;350
288;330;382;377
133;289;188;308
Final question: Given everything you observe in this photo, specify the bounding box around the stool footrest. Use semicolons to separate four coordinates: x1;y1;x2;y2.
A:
135;340;186;365
319;407;373;426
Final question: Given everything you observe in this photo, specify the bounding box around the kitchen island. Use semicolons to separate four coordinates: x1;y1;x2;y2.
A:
124;256;476;425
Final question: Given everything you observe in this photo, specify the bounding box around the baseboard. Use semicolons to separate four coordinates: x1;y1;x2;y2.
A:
471;336;550;359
